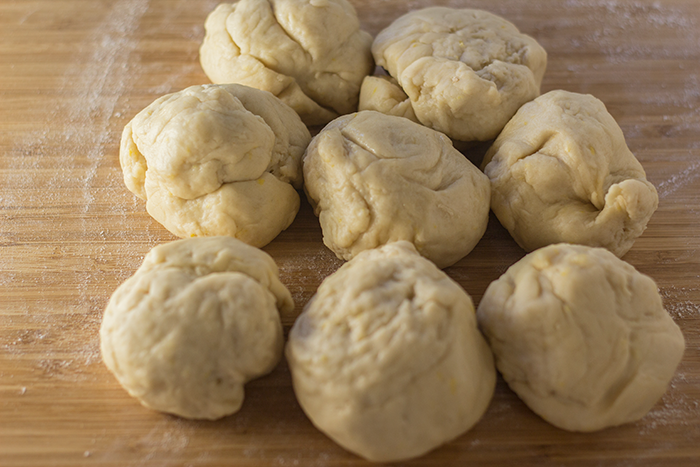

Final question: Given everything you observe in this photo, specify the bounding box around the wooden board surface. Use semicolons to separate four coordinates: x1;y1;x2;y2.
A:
1;0;699;465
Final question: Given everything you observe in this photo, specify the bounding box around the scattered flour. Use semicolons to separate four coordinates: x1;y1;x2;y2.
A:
275;248;343;318
1;0;214;382
660;285;700;320
639;372;700;436
656;160;700;200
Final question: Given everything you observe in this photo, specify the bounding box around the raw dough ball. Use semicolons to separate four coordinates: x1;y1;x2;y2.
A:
359;75;418;123
120;83;311;248
199;0;374;125
476;243;685;432
100;237;293;420
481;90;659;257
303;110;491;268
286;241;496;462
364;7;547;141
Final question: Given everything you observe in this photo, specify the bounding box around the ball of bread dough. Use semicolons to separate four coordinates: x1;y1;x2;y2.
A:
100;237;293;420
363;7;547;141
120;83;311;248
481;90;659;257
199;0;374;126
359;75;419;123
476;243;685;432
286;241;495;462
303;110;491;268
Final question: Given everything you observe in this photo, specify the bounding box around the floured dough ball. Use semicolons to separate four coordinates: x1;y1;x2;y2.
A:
120;83;311;248
303;110;491;268
286;241;495;462
199;0;374;125
477;243;685;432
363;7;547;141
100;237;293;420
481;90;659;257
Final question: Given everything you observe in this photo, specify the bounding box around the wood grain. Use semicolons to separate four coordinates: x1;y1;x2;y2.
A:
1;0;699;465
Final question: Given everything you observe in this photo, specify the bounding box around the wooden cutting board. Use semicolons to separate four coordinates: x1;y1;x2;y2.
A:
1;0;699;465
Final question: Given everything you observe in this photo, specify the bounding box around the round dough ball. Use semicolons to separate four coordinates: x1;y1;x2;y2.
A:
120;83;311;248
476;243;685;432
365;7;547;141
286;241;496;462
100;237;293;420
481;90;659;257
199;0;374;126
303;110;491;268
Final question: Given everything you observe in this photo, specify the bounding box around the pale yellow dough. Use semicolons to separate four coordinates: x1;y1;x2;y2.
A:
477;243;685;432
359;75;418;123
100;237;293;420
199;0;374;125
120;83;311;248
481;90;659;257
363;7;547;141
303;110;491;269
286;241;496;462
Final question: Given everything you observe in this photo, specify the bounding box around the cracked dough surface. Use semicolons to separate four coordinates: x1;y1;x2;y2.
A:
476;243;685;432
364;7;546;141
481;90;659;257
100;237;293;420
199;0;374;125
120;83;310;247
303;110;490;268
286;241;495;462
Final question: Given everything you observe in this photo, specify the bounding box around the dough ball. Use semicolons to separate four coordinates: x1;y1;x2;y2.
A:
476;243;685;432
358;75;419;123
100;237;293;420
120;83;311;248
286;241;495;462
365;7;547;141
481;90;659;257
303;110;491;268
199;0;374;125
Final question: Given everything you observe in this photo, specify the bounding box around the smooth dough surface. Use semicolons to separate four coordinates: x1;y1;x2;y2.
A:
476;243;685;432
365;7;547;141
481;90;659;257
199;0;374;125
286;241;496;462
303;110;491;268
120;83;311;247
100;237;293;420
